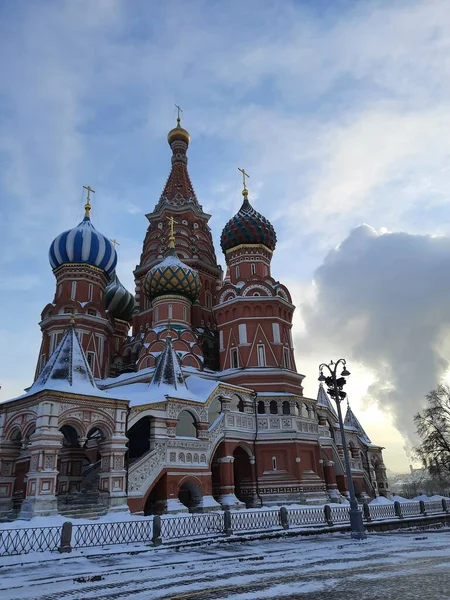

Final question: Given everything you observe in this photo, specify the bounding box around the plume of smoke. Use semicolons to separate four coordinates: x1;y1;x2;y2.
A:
302;224;450;444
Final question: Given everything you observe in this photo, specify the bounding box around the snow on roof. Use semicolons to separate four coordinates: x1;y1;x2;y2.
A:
316;383;338;420
149;334;187;392
344;402;372;445
120;374;221;407
12;322;124;401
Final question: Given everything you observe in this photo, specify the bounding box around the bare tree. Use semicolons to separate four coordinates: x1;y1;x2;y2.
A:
414;384;450;479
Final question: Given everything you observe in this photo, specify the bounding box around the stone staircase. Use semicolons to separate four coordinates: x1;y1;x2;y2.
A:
57;492;109;520
57;461;108;520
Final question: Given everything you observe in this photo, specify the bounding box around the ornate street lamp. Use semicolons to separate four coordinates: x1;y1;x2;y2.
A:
318;359;367;540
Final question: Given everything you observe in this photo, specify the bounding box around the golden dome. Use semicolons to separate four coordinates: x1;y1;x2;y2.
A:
167;123;190;146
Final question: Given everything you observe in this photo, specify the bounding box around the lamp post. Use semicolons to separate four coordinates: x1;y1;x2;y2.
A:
318;359;367;540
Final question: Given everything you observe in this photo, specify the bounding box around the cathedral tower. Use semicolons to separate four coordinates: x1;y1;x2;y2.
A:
214;175;303;394
132;114;222;369
37;187;132;379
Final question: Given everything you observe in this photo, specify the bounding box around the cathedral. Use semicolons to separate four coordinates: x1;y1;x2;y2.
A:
0;117;390;520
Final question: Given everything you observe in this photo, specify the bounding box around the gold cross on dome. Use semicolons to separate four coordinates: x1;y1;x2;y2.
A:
83;185;95;218
111;238;120;249
175;104;183;126
166;215;178;249
238;167;250;190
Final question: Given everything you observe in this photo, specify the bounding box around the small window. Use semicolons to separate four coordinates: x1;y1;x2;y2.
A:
253;292;260;297
58;284;62;298
283;347;291;369
206;291;212;308
71;281;77;300
86;352;95;369
282;401;290;415
270;400;278;414
183;306;187;321
168;304;173;319
257;401;265;414
251;263;256;275
236;265;240;279
257;345;266;367
154;307;159;322
231;348;239;369
64;307;73;314
87;309;96;317
88;283;93;302
272;456;278;471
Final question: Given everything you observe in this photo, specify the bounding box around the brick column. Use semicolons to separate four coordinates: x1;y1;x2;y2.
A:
19;428;63;519
0;440;21;517
98;435;129;512
216;456;244;509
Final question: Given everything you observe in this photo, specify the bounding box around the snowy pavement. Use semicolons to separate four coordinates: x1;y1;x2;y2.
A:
1;529;450;599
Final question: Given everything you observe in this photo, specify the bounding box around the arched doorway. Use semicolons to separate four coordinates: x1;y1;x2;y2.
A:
144;474;167;515
178;479;202;512
56;424;107;516
233;446;253;506
127;416;154;461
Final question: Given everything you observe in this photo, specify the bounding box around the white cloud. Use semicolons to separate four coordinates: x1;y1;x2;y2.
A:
301;224;450;448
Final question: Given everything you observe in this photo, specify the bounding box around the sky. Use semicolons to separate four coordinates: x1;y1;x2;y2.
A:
1;0;450;472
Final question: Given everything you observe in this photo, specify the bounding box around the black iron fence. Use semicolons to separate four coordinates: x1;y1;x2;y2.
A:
0;525;61;556
73;519;154;548
1;498;449;557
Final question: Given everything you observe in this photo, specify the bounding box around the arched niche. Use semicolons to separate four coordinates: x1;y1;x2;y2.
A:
176;410;198;438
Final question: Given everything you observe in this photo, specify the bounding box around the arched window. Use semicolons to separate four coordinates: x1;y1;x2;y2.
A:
229;395;244;412
282;401;290;415
251;263;256;275
176;411;197;438
270;400;278;415
257;401;265;414
208;397;222;423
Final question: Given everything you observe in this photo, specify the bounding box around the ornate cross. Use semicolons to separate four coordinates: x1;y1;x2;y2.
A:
238;167;250;190
83;185;95;217
110;238;120;248
166;215;178;238
175;104;183;126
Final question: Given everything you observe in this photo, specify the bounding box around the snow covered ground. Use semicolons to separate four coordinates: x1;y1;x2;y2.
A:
1;528;450;599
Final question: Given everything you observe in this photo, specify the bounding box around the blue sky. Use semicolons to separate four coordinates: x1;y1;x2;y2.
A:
2;0;450;471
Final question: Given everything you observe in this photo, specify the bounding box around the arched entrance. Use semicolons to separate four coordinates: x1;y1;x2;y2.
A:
210;442;255;509
178;478;202;512
144;474;167;515
56;425;107;517
127;416;155;461
233;446;254;506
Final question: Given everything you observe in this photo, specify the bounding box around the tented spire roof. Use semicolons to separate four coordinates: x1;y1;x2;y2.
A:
317;383;338;419
25;320;111;398
344;403;372;445
148;334;187;394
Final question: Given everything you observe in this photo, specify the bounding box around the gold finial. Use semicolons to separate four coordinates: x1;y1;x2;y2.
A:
238;167;250;198
111;238;120;249
83;185;95;218
175;104;183;127
70;310;76;325
166;215;178;249
167;318;173;339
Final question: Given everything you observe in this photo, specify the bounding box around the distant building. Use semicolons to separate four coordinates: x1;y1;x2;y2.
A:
0;120;390;520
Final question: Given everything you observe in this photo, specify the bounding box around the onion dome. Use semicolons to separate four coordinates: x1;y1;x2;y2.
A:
105;272;135;321
167;113;190;147
49;189;117;275
220;187;277;254
143;218;201;302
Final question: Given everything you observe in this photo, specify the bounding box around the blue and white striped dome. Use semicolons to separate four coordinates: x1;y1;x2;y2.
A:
49;215;117;275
